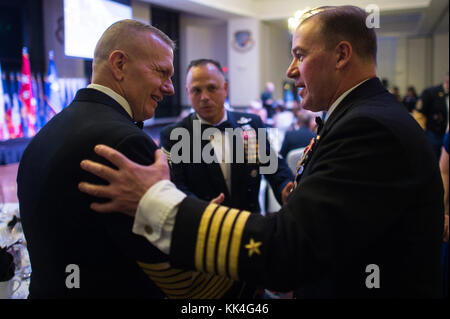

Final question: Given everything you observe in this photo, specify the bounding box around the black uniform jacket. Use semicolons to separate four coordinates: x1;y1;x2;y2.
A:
169;78;444;298
18;89;250;298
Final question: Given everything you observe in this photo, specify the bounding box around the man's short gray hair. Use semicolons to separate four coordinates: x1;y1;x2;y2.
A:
93;19;175;66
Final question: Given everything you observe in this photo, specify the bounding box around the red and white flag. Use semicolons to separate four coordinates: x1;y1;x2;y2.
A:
19;47;37;137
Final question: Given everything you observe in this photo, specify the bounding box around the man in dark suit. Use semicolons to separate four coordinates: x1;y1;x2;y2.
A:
79;6;444;298
17;20;249;298
413;74;449;159
160;59;293;213
279;112;316;158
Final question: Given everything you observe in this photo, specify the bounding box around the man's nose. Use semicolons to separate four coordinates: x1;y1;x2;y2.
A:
162;79;174;96
200;90;210;101
286;60;299;79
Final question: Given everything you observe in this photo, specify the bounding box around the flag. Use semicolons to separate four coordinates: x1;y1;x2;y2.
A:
0;63;7;140
32;73;46;130
10;73;23;138
44;50;63;120
19;47;37;137
2;71;13;139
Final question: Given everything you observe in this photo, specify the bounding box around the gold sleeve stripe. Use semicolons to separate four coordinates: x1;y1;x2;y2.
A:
156;275;206;296
138;260;234;299
203;277;234;299
146;271;208;296
195;276;226;299
161;146;172;162
137;261;172;271
142;270;196;285
205;205;229;274
189;275;222;299
137;262;186;278
141;270;185;279
228;211;251;280
217;208;239;276
195;204;218;272
213;278;234;299
185;274;216;298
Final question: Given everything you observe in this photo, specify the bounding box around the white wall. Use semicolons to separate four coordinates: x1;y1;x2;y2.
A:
227;18;261;107
377;36;397;89
432;33;449;85
376;32;447;96
407;37;433;94
179;14;228;106
260;22;292;102
131;0;150;24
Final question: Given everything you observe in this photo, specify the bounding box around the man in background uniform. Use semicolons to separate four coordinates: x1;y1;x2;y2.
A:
160;59;293;213
413;73;449;159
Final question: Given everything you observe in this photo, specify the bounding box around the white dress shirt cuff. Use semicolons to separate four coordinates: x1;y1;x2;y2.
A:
132;180;186;254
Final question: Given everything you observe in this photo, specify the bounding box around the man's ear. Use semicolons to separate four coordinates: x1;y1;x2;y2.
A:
224;81;229;93
108;50;127;81
335;41;352;70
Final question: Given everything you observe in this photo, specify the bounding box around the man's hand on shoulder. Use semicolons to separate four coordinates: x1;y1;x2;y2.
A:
78;144;170;216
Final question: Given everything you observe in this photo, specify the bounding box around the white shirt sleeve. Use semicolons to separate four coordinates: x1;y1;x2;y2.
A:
132;180;186;254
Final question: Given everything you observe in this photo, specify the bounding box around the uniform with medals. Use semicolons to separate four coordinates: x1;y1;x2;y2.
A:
160;111;293;214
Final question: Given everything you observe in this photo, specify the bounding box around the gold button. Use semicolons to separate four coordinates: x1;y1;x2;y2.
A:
145;225;153;235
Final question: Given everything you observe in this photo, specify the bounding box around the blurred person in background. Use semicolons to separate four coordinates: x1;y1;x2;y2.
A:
261;81;276;119
390;86;401;102
402;86;418;113
280;111;316;158
413;73;449;159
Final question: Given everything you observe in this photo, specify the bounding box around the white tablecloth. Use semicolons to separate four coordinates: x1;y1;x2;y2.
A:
0;203;30;299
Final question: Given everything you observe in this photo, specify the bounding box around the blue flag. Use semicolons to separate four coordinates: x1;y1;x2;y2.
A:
0;63;7;140
44;50;63;120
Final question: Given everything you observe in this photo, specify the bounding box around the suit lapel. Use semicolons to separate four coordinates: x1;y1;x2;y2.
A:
191;114;231;198
227;111;249;199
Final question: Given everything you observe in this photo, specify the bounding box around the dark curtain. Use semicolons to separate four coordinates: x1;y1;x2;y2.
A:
151;6;181;119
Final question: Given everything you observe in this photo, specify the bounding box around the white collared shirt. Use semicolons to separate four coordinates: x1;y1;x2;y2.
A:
196;110;232;194
324;78;371;122
87;83;134;119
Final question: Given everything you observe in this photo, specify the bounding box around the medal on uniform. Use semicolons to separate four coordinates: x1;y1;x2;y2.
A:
293;135;320;189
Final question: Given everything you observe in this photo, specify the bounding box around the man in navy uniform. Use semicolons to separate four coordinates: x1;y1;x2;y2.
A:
18;20;250;299
159;59;293;213
79;6;444;298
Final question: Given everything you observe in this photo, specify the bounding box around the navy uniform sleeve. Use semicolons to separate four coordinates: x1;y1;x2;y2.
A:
93;134;251;298
170;117;443;294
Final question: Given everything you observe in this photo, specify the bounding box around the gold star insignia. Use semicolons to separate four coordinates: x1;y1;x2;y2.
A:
245;238;262;257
